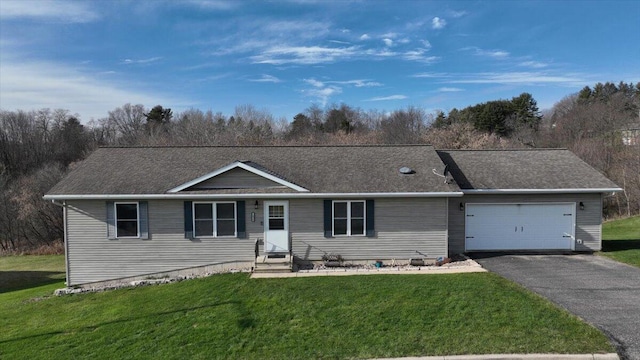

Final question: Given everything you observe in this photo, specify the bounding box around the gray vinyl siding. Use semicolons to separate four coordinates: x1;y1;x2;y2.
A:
66;200;256;285
192;168;283;189
290;198;448;261
447;193;603;255
66;197;449;284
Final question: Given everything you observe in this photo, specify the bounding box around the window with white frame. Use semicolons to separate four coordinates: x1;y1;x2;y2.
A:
193;202;236;237
333;200;365;236
115;202;139;238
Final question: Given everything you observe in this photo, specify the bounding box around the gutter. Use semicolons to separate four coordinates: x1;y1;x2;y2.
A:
43;192;464;200
49;199;70;287
462;188;623;195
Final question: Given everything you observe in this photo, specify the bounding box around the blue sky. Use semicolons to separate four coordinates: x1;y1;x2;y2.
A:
1;0;639;123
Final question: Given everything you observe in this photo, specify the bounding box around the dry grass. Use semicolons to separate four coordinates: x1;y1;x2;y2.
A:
0;241;64;256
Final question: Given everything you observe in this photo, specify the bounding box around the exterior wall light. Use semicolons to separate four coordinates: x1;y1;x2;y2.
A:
254;200;259;209
579;202;585;210
459;202;464;211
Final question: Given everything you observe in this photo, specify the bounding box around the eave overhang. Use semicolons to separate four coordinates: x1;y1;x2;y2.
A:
43;192;464;201
462;188;623;194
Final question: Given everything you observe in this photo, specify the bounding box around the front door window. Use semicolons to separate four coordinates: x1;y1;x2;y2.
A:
268;205;285;230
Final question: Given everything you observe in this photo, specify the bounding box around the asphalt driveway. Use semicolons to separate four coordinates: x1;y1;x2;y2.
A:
471;253;640;360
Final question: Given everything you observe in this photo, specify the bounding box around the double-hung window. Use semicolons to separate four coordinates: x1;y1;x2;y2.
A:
115;202;139;238
333;200;365;236
193;202;236;237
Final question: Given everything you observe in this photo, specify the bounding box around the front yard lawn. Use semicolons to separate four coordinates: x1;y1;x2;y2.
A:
601;216;640;267
0;254;65;293
0;256;612;359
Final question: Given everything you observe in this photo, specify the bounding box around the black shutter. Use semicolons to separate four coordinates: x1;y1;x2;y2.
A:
106;201;116;239
237;200;246;238
139;201;149;239
323;199;332;238
184;201;193;239
366;199;375;237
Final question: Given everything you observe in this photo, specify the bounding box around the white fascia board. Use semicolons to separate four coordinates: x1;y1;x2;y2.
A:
43;192;464;201
462;188;623;194
167;161;309;193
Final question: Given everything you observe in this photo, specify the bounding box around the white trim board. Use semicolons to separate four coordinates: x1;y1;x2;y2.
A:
44;192;464;200
462;188;622;194
167;161;309;193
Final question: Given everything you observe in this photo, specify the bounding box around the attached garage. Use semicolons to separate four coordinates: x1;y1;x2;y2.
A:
465;203;575;251
437;149;622;255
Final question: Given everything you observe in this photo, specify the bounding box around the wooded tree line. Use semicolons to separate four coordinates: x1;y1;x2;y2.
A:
1;82;638;253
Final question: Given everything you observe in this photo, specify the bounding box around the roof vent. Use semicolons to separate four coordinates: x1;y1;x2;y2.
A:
399;167;415;175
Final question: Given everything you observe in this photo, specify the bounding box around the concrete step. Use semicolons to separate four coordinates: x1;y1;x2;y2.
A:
254;254;292;273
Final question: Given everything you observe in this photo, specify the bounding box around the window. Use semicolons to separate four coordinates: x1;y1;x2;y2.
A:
333;200;365;236
193;202;236;237
268;205;285;230
115;202;139;238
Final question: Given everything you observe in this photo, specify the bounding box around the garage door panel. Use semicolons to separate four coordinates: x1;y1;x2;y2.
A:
466;203;574;251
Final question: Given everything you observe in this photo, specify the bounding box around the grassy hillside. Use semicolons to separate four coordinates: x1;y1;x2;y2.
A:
0;254;65;293
0;256;612;359
601;216;640;267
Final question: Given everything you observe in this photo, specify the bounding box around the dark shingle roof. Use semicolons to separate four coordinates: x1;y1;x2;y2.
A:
437;149;620;190
47;145;458;195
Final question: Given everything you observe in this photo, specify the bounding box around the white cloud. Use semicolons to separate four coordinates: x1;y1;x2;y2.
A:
182;0;237;10
0;59;182;122
381;32;399;38
519;61;549;68
421;71;588;86
359;34;371;40
262;20;331;39
303;85;342;106
305;78;381;88
329;40;351;45
450;10;468;18
121;57;163;65
304;78;325;87
480;49;509;58
328;79;382;87
364;95;407;101
437;87;464;92
412;72;450;78
383;38;394;47
249;74;282;83
398;38;410;44
421;40;432;49
403;49;439;63
251;45;359;65
463;47;510;59
432;17;447;29
364;48;397;57
0;0;99;23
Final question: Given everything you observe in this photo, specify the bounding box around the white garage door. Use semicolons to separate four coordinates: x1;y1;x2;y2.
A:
465;203;575;251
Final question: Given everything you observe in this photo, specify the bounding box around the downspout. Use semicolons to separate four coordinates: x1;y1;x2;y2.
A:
50;200;70;287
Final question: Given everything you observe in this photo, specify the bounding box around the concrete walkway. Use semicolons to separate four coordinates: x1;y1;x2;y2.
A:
250;262;486;278
471;254;640;360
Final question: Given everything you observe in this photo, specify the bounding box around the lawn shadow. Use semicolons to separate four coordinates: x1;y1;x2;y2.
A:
0;271;65;294
601;239;640;252
0;299;256;345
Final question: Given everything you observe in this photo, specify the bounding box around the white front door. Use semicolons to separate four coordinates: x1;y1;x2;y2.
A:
264;201;289;253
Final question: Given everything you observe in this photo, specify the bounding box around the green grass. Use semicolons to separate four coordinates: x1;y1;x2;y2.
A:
601;215;640;267
0;256;612;359
0;254;65;293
